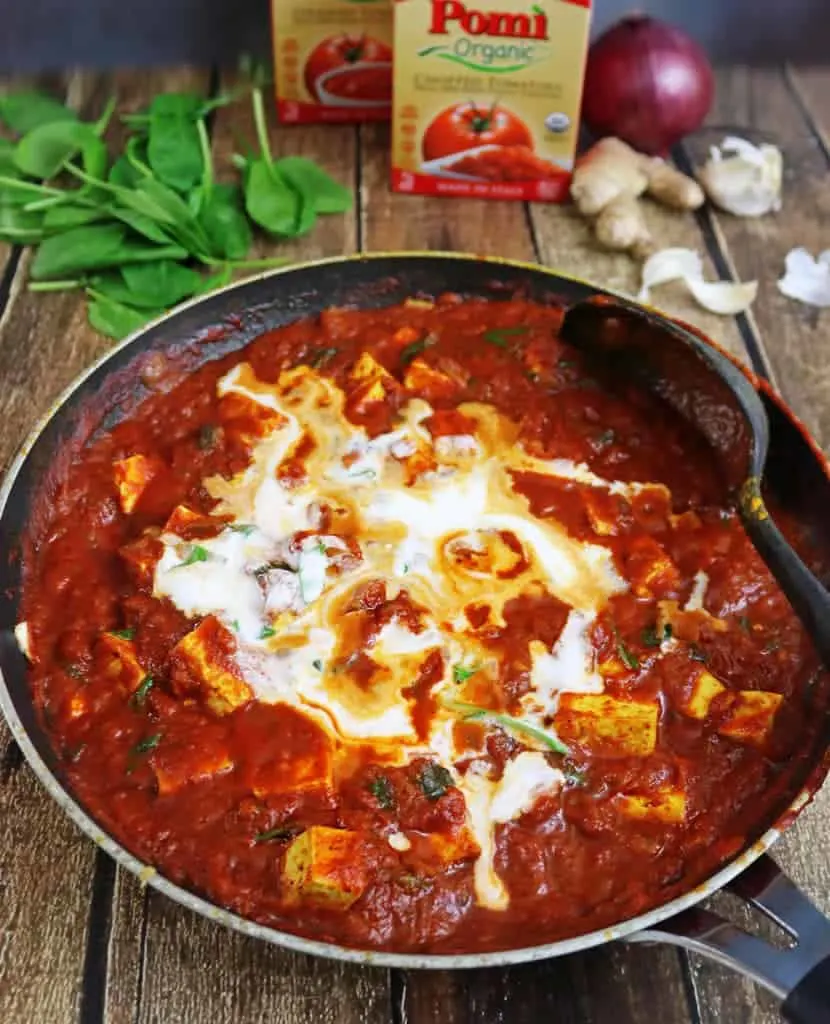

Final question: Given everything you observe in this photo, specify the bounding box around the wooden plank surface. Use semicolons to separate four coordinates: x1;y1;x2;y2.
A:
360;123;534;259
528;182;750;365
675;65;830;1024
682;67;830;448
359;122;699;1024
0;67;211;1024
2;64;830;1024
100;68;389;1024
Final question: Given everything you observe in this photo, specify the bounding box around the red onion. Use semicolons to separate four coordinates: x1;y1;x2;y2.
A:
581;15;714;155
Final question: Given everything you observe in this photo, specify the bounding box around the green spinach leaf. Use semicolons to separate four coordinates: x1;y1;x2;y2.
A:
119;259;204;307
0;91;77;134
147;92;204;193
31;223;187;279
14;120;107;180
86;290;164;340
198;183;252;260
275;156;352;214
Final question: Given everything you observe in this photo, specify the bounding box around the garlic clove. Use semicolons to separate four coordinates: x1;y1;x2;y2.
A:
686;278;759;315
639;247;757;315
777;247;830;308
699;135;783;217
637;247;704;302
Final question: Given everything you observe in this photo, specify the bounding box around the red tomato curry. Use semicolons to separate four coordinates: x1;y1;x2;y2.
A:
18;296;829;953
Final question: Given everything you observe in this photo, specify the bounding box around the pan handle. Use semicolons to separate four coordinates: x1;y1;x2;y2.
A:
626;855;830;1024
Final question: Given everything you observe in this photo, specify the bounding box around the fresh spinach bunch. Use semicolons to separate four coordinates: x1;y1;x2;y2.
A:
0;74;353;339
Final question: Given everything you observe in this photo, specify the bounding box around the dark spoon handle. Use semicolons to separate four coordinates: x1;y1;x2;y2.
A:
742;512;830;668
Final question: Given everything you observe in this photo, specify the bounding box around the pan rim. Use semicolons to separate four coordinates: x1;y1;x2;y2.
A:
0;250;824;969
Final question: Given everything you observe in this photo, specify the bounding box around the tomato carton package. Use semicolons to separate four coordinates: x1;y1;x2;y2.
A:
272;0;393;124
392;0;592;201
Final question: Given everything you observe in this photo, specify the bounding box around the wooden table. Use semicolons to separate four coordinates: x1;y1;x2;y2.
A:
1;65;829;1024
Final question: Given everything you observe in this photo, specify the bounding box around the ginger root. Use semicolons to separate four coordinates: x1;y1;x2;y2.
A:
570;137;705;260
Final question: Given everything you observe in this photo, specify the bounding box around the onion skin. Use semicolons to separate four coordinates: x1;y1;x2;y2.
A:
582;15;714;156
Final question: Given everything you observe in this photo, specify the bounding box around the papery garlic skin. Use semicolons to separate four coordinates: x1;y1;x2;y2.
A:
639;247;758;315
699;136;783;217
778;248;830;308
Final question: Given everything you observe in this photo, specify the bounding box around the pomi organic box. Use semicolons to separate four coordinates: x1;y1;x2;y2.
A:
272;0;393;124
392;0;592;201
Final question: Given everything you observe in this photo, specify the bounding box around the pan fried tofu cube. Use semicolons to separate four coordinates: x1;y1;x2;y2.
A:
169;616;253;716
403;359;460;401
98;633;147;695
718;690;783;747
346;354;401;419
350;352;394;386
598;655;630;679
583;488;627;537
423;828;480;870
556;694;659;757
423;409;477;439
153;736;234;796
624;536;680;598
163;505;227;541
282;827;370;909
617;787;686;824
681;669;727;720
251;736;333;799
217;364;286;442
218;392;284;442
670;510;702;531
118;533;163;589
656;601;726;645
113;455;163;514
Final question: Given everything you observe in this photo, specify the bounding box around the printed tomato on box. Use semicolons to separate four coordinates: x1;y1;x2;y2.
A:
272;0;393;124
392;0;592;201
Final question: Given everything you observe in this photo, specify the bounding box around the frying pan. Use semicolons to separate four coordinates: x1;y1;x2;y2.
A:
1;253;830;1021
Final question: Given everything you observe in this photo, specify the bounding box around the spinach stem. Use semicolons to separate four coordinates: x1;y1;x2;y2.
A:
196;118;213;196
29;279;84;292
0;175;63;197
251;86;274;171
94;94;118;136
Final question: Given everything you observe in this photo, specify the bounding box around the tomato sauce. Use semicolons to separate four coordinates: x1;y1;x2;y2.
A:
20;296;830;953
449;144;570;183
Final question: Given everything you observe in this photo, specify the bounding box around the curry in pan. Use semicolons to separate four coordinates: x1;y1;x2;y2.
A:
17;295;829;952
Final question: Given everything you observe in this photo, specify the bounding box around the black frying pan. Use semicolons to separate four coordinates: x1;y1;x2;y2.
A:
1;254;830;1020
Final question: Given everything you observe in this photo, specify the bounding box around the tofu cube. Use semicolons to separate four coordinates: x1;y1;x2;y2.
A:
154;740;234;796
583;488;626;537
670;510;702;532
251;736;333;800
113;455;163;514
617;788;686;824
282;827;370;909
118;534;163;590
598;656;630;679
403;359;460;401
346;354;401;420
218;392;284;443
423;409;477;439
423;827;480;870
98;633;147;695
556;694;659;757
169;616;253;716
681;669;727;720
350;352;394;385
624;536;680;598
718;690;783;747
163;505;227;541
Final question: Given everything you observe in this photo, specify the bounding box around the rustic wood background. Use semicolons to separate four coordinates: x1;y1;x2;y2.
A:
0;65;829;1023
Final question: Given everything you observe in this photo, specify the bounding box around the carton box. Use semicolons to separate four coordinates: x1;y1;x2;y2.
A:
392;0;592;200
273;0;393;124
